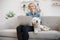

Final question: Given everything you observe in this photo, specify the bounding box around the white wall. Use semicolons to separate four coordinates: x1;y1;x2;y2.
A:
0;0;60;17
0;0;21;16
0;0;60;29
0;0;22;29
39;0;60;16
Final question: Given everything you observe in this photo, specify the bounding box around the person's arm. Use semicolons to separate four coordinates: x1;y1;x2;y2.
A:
37;13;42;25
37;13;40;19
26;13;29;16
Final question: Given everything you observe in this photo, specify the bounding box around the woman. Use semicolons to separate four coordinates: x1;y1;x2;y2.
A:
16;2;41;40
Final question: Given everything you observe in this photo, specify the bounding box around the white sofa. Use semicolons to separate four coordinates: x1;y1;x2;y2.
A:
0;16;60;40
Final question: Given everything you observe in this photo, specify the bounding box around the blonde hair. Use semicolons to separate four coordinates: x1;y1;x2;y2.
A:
28;3;36;9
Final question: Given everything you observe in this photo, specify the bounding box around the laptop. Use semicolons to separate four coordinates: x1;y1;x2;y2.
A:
18;16;33;26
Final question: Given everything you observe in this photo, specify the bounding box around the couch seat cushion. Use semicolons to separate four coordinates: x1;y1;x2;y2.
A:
29;30;60;39
0;29;17;38
0;29;60;39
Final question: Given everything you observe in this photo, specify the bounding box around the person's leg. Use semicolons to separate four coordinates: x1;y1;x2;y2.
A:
16;25;34;40
22;25;34;40
16;25;23;40
22;26;29;40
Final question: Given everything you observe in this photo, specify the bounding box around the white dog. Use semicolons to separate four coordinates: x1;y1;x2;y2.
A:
32;17;41;33
32;17;50;33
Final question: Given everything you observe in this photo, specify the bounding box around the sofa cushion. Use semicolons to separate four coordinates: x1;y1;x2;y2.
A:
29;31;60;39
0;37;17;40
42;17;60;30
0;29;17;38
0;29;60;39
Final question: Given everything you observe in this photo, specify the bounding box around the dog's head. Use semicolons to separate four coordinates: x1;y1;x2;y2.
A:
32;17;40;24
32;17;41;27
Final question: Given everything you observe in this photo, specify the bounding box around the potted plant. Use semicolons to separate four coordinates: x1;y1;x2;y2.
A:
6;11;15;19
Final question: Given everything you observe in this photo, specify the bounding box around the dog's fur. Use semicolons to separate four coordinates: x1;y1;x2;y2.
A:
32;17;50;33
32;17;41;33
